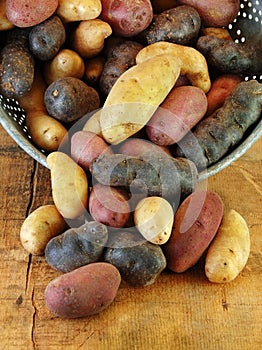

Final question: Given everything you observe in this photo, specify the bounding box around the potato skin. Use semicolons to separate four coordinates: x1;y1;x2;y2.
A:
29;15;66;61
44;77;100;123
118;138;171;157
45;221;108;272
174;80;262;170
205;209;250;283
177;0;240;27
20;205;67;256
71;130;113;171
44;262;121;318
104;230;167;286
99;0;153;37
0;39;34;98
99;40;143;97
140;5;201;46
146;85;207;145
163;190;224;273
205;74;242;117
6;0;58;28
89;184;130;228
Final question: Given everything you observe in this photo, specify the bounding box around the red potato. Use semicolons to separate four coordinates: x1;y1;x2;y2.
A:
146;86;208;146
99;0;153;37
118;138;171;157
177;0;240;27
71;130;113;171
6;0;58;27
44;262;121;318
89;183;130;228
163;190;224;273
205;74;243;117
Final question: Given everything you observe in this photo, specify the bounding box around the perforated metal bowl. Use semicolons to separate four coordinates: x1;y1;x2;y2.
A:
1;0;262;176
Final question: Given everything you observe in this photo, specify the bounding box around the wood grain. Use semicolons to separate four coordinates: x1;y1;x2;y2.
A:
0;125;261;350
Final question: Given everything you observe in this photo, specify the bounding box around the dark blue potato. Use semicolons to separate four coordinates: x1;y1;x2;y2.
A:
139;5;201;46
45;221;108;273
173;80;262;170
0;36;34;99
29;15;66;61
104;230;167;286
44;77;100;123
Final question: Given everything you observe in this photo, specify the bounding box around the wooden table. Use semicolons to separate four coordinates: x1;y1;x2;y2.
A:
0;124;261;350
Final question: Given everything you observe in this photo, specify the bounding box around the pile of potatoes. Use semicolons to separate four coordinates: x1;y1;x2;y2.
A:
1;0;258;318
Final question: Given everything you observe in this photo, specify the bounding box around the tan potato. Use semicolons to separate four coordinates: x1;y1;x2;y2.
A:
0;0;15;30
82;109;102;136
47;152;88;219
18;70;68;152
201;27;233;41
100;54;181;144
136;42;211;93
44;49;85;84
26;111;68;152
20;205;67;255
71;19;112;59
56;0;102;22
134;196;174;245
84;56;105;86
205;209;250;283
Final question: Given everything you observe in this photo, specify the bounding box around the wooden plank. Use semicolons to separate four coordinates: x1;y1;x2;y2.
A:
0;125;261;350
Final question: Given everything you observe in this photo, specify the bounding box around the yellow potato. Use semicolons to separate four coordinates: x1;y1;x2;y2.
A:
47;152;88;219
136;41;211;93
134;196;174;245
205;209;250;283
56;0;102;22
0;0;14;30
83;109;102;136
71;19;112;59
100;54;181;144
20;205;67;255
44;49;85;84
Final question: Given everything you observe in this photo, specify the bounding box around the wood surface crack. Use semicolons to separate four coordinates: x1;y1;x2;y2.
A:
25;253;32;294
31;288;37;350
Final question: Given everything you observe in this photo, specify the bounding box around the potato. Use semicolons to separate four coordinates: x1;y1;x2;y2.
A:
89;184;130;228
82;110;103;136
29;15;66;61
84;56;105;87
0;0;14;30
56;0;102;22
100;0;153;37
100;54;181;144
201;27;233;41
205;74;243;117
134;196;174;245
177;0;240;27
104;230;167;286
44;49;85;85
90;153;198;203
163;191;224;273
136;42;211;93
146;85;208;146
18;70;68;152
0;36;34;99
6;0;58;27
20;205;67;255
44;77;100;123
71;130;113;171
174;80;262;170
44;262;121;318
99;40;143;97
140;5;201;46
118;138;171;157
45;221;108;272
71;19;112;59
205;209;250;283
47;152;88;219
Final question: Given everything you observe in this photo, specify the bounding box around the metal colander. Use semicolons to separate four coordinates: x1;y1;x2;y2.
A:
1;0;262;176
